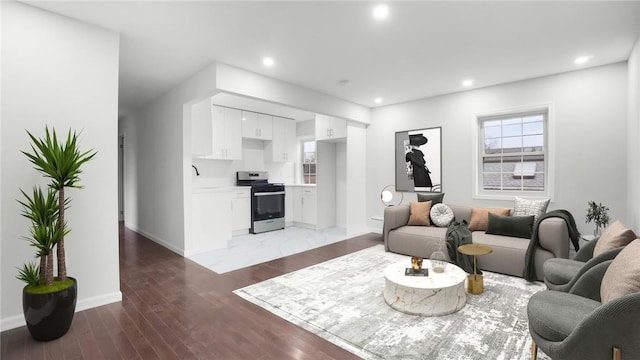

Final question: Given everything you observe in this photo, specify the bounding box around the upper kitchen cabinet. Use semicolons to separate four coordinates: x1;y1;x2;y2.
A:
191;99;242;160
266;116;296;162
242;111;273;140
315;114;347;141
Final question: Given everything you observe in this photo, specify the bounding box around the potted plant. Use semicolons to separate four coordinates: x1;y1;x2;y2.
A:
585;200;610;237
16;127;96;341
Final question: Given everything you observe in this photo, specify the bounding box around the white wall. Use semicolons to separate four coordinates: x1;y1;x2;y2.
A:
1;2;121;330
346;122;368;235
367;63;629;235
628;38;640;231
216;63;371;125
121;63;218;255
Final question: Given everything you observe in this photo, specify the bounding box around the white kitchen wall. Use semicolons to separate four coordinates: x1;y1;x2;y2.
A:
367;63;629;235
191;139;296;188
628;38;640;231
1;2;121;330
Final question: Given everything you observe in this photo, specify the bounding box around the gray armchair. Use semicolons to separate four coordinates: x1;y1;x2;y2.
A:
543;238;624;292
528;260;640;359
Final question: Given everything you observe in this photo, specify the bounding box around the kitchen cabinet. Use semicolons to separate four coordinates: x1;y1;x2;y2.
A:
191;99;242;160
191;190;231;254
285;186;293;224
242;111;273;140
315;114;346;141
266;116;296;162
291;186;316;228
231;188;251;235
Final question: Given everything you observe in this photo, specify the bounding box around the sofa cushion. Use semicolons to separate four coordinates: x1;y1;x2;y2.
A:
513;196;550;221
417;192;444;205
593;220;636;257
408;201;432;226
527;290;600;342
468;207;511;231
430;203;454;227
486;213;534;239
601;239;640;304
543;258;584;286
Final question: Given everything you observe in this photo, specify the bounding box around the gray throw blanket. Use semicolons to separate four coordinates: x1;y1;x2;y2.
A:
446;220;476;274
523;210;581;281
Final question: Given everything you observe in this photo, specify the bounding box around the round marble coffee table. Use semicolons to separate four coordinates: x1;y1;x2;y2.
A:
383;259;467;316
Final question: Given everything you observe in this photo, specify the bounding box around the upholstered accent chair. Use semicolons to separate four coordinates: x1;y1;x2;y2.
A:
528;240;640;360
542;238;623;292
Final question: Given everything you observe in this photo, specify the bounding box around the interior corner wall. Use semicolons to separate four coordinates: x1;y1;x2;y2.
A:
346;122;367;235
628;38;640;231
1;2;121;330
125;64;217;255
366;63;628;235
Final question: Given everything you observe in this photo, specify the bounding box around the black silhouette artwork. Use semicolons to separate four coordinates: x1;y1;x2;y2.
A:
405;133;433;188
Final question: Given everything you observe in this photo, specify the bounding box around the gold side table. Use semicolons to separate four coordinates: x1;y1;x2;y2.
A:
457;244;493;295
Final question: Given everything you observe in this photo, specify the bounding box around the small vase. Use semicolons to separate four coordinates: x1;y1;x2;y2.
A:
593;227;602;237
430;248;447;273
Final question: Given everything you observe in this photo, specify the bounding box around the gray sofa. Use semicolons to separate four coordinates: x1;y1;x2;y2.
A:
383;204;571;280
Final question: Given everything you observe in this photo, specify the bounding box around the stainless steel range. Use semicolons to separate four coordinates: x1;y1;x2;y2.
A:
236;171;285;234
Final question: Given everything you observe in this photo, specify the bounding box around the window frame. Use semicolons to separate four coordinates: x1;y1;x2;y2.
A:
301;140;316;185
473;104;555;201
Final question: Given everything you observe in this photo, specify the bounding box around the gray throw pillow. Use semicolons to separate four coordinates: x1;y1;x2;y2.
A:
486;213;535;239
417;192;444;205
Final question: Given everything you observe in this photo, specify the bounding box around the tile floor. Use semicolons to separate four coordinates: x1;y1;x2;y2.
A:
188;226;352;274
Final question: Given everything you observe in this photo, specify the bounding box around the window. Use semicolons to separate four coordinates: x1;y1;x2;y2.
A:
478;109;549;197
302;141;316;184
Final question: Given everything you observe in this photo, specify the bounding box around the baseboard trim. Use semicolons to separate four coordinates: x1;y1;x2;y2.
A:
125;224;185;257
1;291;122;332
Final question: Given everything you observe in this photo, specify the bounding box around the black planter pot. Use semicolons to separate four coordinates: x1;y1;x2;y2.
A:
22;277;77;341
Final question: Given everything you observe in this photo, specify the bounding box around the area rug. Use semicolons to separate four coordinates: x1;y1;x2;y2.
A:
234;245;551;360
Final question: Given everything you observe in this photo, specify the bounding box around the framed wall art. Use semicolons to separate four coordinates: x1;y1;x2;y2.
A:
395;127;442;192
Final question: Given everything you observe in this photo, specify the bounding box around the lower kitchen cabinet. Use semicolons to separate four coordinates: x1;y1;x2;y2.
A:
231;188;251;235
191;190;231;254
291;186;316;229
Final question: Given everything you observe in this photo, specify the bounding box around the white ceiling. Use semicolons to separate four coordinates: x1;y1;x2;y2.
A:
24;1;640;115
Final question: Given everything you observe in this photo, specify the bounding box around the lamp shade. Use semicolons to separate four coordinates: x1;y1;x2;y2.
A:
380;185;403;206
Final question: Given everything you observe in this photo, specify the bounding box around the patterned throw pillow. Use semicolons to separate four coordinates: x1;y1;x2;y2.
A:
430;203;454;227
513;197;550;221
408;201;432;226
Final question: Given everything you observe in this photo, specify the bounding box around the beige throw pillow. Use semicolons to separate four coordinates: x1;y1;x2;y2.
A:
408;201;432;226
601;239;640;304
593;220;636;257
468;207;511;231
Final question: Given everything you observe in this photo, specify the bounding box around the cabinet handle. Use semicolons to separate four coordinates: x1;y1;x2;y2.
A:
327;128;330;137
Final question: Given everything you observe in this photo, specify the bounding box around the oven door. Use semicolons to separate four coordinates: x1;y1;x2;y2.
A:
252;190;285;222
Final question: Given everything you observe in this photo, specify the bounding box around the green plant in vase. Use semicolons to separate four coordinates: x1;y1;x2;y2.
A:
16;127;96;341
585;200;610;237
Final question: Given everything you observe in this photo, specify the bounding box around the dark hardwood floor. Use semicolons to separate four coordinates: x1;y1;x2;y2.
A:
1;224;382;359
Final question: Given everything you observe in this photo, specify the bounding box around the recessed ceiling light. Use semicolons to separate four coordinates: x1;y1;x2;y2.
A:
262;57;275;67
462;79;474;87
574;55;593;65
372;4;389;19
375;97;383;104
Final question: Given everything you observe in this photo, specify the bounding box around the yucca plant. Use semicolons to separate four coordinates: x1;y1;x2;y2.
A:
21;127;96;282
17;187;68;286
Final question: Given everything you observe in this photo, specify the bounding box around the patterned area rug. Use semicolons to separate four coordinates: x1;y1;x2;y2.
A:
234;245;551;360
